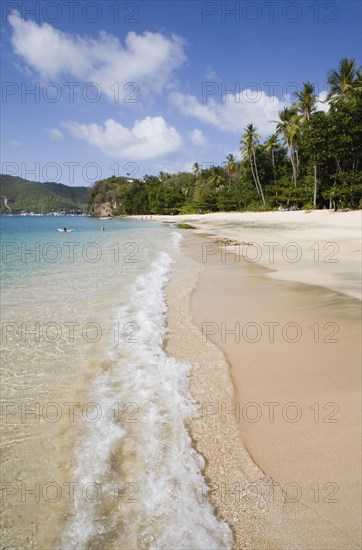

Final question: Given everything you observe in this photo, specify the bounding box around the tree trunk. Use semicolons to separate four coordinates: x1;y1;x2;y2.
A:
290;151;297;186
252;149;266;206
272;151;277;186
313;163;317;208
249;157;260;196
288;145;297;187
294;149;299;185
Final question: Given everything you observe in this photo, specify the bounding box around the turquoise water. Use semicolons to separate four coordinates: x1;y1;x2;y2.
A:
1;215;158;286
0;216;232;549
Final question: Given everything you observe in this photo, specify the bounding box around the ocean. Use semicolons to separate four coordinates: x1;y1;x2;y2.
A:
0;216;232;549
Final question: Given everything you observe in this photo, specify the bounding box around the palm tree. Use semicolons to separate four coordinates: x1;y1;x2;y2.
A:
294;82;319;206
274;106;300;186
226;153;237;183
264;134;279;185
240;124;266;206
327;57;361;103
208;166;224;188
294;81;317;122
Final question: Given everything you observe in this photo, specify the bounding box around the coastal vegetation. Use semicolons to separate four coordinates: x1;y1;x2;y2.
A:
88;58;361;215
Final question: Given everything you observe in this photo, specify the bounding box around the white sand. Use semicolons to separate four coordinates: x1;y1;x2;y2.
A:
147;210;362;300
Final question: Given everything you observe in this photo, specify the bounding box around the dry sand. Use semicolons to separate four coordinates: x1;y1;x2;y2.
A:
136;211;361;548
154;210;362;300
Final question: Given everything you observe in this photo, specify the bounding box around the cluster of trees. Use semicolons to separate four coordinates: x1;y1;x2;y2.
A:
89;58;361;215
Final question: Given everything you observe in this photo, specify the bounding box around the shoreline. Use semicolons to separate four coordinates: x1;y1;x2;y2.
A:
165;234;291;549
163;213;361;548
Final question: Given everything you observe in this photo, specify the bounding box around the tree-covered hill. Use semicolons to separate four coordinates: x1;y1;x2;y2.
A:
0;175;89;213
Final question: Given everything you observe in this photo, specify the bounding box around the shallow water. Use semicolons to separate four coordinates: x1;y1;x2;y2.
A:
0;216;232;549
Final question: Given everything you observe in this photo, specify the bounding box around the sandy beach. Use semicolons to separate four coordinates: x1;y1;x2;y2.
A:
153;210;361;548
155;210;362;300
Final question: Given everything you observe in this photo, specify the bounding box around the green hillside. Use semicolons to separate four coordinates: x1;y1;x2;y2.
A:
0;175;89;214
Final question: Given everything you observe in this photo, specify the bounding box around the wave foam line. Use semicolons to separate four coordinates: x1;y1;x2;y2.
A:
60;247;232;549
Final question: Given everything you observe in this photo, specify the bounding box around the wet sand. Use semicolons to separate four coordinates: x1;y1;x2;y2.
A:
192;243;361;546
161;212;361;549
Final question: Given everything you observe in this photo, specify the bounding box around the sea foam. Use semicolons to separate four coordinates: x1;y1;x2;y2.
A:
60;238;232;549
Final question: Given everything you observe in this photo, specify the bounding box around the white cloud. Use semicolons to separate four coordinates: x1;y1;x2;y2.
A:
316;90;330;113
171;92;220;126
48;128;63;140
170;90;288;136
155;160;194;174
189;128;207;146
64;116;184;161
8;12;186;99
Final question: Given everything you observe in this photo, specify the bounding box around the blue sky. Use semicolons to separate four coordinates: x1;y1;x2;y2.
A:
1;0;361;186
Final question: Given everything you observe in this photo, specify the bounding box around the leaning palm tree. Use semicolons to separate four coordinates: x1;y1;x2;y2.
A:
274;106;300;186
240;124;266;206
326;57;361;103
264;133;279;185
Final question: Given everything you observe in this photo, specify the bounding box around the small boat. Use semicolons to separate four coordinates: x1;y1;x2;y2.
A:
57;228;74;232
100;215;112;220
